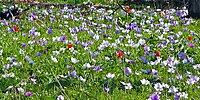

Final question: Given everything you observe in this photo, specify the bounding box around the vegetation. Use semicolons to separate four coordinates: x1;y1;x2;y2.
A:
0;0;200;100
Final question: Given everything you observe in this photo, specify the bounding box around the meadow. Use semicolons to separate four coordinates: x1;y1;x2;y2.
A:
0;1;200;100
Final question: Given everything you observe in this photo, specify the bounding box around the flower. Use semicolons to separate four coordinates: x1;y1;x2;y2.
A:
178;52;186;59
67;44;73;48
193;64;200;69
14;26;19;32
2;73;15;78
140;79;150;85
106;73;115;79
25;91;32;97
141;69;151;74
67;65;72;70
17;87;24;93
71;57;79;63
176;11;182;16
141;56;148;64
104;87;109;92
120;82;133;90
156;51;161;56
124;67;132;74
53;51;60;56
43;50;48;53
71;70;77;77
78;76;86;83
117;51;123;59
22;43;27;47
174;93;180;100
129;60;135;64
25;56;34;65
36;52;42;56
188;35;192;40
186;76;199;85
57;95;64;100
152;69;158;75
125;8;132;13
154;83;164;91
83;63;92;69
188;42;195;48
149;93;160;100
51;56;58;63
168;86;178;93
47;27;53;34
95;66;102;71
60;36;66;42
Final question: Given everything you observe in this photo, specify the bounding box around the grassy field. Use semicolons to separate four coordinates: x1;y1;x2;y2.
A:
0;0;115;4
0;1;200;100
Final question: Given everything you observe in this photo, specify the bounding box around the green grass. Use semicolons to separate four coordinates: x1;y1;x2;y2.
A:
0;2;200;100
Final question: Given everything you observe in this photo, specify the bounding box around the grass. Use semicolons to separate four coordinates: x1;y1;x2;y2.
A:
0;2;200;100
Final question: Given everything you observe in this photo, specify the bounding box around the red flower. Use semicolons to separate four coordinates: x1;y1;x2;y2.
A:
164;10;167;13
117;51;123;59
188;35;192;40
156;51;161;56
14;26;19;32
125;8;132;13
68;44;73;48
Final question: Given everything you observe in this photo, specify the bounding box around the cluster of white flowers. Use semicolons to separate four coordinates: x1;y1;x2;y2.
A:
154;83;169;91
120;81;133;90
98;40;110;51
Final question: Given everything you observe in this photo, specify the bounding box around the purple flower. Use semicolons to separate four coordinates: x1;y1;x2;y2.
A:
60;36;67;42
22;33;26;37
106;25;111;29
88;40;93;45
42;42;46;46
22;43;27;47
47;27;53;34
3;64;10;70
141;69;151;74
129;60;135;64
25;91;32;97
71;70;77;77
176;11;182;16
43;50;48;53
82;42;88;48
29;30;35;35
42;17;45;21
115;30;120;34
104;87;109;92
67;65;72;70
36;52;42;56
188;76;199;84
95;66;102;71
144;51;150;56
188;42;195;48
72;27;79;33
124;67;132;74
184;28;188;32
103;34;109;38
149;93;160;100
152;69;158;75
25;56;35;65
140;56;148;64
194;39;197;43
75;41;81;44
174;93;180;100
80;27;85;31
178;52;186;59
